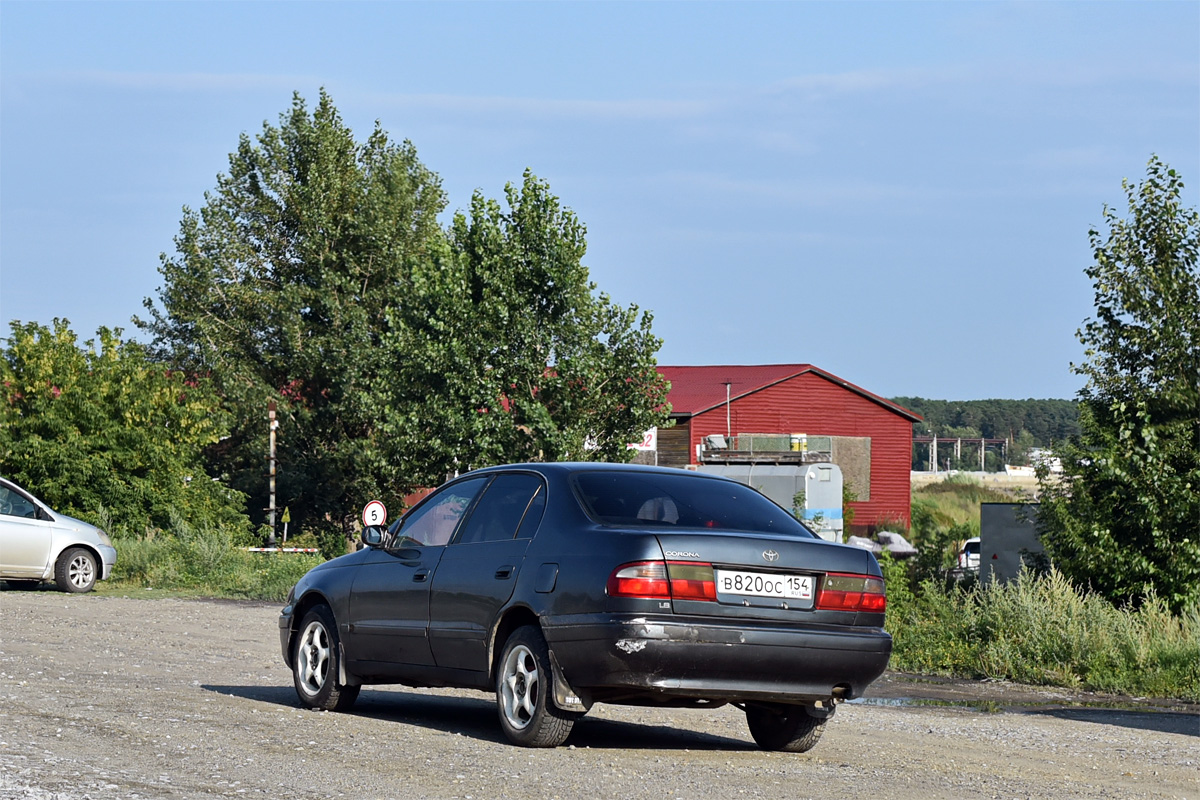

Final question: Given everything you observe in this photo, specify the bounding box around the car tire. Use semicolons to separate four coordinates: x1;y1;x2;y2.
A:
54;547;97;593
292;605;360;712
745;703;827;752
495;625;579;747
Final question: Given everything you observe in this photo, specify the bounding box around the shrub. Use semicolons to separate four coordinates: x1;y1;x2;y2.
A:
107;521;321;601
884;566;1200;701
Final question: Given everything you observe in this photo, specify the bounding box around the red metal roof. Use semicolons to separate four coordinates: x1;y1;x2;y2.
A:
658;364;922;422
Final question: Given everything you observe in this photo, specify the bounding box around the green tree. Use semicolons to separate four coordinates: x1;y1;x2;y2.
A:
1038;157;1200;613
370;172;669;488
1008;429;1037;466
141;91;669;543
0;320;247;534
139;90;448;543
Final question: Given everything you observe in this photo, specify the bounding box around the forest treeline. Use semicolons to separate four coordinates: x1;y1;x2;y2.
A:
891;397;1080;470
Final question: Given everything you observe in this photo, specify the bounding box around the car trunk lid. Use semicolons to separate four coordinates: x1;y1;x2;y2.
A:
652;530;882;621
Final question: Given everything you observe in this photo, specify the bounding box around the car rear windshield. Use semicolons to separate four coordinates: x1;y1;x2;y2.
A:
573;471;816;537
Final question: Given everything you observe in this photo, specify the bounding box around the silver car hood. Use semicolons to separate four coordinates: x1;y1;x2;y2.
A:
51;512;102;535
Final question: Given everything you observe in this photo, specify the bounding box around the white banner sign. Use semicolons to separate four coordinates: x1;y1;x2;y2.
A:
628;427;658;451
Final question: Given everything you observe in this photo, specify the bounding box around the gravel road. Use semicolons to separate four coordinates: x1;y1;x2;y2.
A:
1;589;1197;800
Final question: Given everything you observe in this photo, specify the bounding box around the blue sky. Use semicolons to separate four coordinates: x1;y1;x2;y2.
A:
2;2;1196;401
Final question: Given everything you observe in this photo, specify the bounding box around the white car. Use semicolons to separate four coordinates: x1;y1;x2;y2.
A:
957;537;981;571
0;477;117;593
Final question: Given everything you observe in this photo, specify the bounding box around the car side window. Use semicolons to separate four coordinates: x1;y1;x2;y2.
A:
0;485;38;519
455;474;545;545
514;485;546;540
394;477;488;547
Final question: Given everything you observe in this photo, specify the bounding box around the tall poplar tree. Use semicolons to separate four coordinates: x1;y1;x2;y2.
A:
140;90;450;543
372;172;669;488
1039;157;1200;612
141;91;669;546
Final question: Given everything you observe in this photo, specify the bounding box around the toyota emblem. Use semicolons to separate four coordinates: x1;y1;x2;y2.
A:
762;550;780;562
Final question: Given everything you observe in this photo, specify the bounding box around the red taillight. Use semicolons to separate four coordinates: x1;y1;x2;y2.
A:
606;561;717;601
666;562;718;601
607;562;670;598
816;573;887;612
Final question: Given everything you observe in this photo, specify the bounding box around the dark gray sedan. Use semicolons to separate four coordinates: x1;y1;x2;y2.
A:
279;463;891;751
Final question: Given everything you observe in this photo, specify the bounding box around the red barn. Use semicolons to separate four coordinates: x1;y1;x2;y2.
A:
652;364;920;532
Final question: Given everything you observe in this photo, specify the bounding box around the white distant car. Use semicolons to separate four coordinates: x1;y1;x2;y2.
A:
958;537;981;571
0;477;117;593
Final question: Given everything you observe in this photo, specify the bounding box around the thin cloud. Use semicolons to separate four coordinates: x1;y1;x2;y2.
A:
7;71;713;121
1000;60;1198;90
361;90;713;122
766;60;1197;101
770;67;946;98
656;171;940;207
657;224;827;247
14;70;313;93
1009;146;1114;171
677;124;819;156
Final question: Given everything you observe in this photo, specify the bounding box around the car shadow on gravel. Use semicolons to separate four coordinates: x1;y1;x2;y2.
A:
565;716;756;751
204;684;301;705
204;684;753;750
868;672;1199;738
1022;707;1199;737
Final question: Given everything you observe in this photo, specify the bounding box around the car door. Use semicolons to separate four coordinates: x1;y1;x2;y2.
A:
428;472;547;674
0;482;54;577
345;476;488;671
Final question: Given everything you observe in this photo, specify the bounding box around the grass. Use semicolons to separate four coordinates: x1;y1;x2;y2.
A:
879;474;1200;702
880;556;1200;702
107;523;323;602
908;474;1025;543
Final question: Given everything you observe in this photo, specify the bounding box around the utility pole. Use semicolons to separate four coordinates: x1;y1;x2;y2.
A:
267;400;278;547
724;381;732;441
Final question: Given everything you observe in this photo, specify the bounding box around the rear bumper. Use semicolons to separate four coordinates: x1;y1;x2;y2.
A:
543;614;891;705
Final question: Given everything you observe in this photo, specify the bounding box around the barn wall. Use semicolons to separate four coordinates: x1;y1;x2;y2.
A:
685;372;912;529
656;423;693;467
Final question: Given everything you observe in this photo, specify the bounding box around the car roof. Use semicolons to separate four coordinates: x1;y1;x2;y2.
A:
469;462;730;481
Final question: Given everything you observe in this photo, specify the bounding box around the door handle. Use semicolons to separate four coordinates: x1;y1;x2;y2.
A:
413;569;431;582
495;565;515;580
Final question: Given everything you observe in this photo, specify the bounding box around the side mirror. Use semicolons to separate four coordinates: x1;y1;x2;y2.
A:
362;525;386;547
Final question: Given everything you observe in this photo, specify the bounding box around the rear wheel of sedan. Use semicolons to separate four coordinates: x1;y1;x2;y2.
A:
745;703;827;752
54;547;97;593
495;625;579;747
292;605;360;712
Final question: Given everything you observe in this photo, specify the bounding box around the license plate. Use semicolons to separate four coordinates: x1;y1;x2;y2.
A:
715;569;813;602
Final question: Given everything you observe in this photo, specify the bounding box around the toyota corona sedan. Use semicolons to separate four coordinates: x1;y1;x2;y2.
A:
279;462;891;751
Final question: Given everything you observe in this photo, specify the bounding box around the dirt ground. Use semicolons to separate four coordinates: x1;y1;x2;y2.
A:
1;589;1197;800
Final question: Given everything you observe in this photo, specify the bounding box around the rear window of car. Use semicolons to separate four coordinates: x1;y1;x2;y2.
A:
573;471;815;537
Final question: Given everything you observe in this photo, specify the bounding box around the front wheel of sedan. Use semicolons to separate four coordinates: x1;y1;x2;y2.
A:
745;703;827;752
292;605;359;712
495;625;579;747
54;547;97;593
